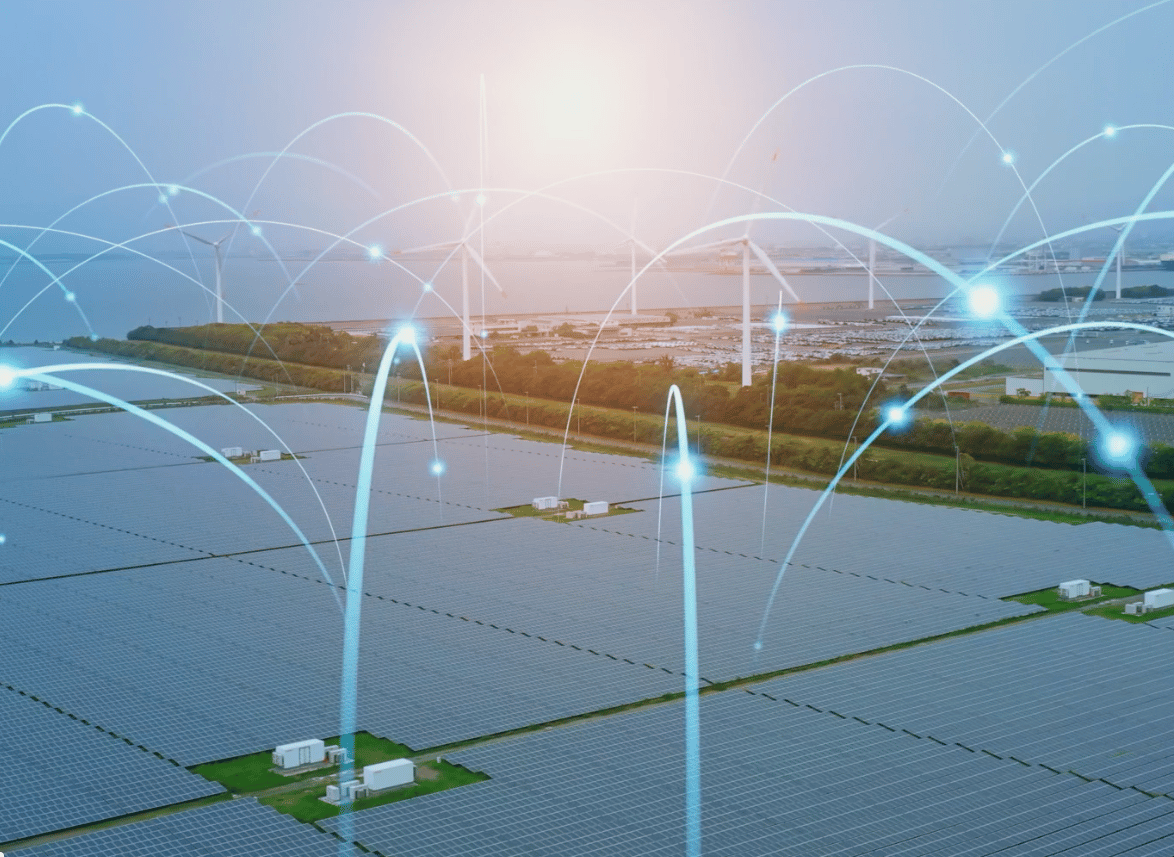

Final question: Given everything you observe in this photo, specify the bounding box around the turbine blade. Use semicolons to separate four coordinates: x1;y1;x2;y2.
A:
663;237;741;257
392;240;462;256
463;242;506;295
179;231;214;247
749;241;801;303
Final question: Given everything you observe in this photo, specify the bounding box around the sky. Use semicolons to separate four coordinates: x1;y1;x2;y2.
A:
2;0;1173;260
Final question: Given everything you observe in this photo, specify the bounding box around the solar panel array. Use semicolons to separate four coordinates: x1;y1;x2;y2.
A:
7;399;1174;850
15;797;355;857
756;612;1174;797
0;345;252;412
324;689;1174;856
260;516;1037;683
588;487;1174;595
0;557;681;765
0;685;223;843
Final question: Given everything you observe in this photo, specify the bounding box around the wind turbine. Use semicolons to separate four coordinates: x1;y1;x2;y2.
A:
174;228;233;324
867;209;907;310
394;239;505;360
666;234;799;387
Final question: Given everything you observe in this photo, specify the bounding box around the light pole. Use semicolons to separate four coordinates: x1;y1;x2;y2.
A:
1082;456;1087;508
632;406;638;442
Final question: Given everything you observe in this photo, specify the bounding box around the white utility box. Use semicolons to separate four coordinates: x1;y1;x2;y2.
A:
272;738;325;769
258;449;281;462
332;779;365;802
1144;588;1174;610
32;412;51;423
221;446;243;459
532;496;559;510
1059;579;1091;599
583;501;609;516
363;758;414;791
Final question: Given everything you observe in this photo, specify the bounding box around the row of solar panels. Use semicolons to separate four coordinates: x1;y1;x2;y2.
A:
321;688;1174;856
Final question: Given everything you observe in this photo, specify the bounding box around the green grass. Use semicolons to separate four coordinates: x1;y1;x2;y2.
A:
191;732;413;793
191;732;488;824
706;462;1160;529
256;758;488;823
1086;601;1174;623
1005;584;1139;612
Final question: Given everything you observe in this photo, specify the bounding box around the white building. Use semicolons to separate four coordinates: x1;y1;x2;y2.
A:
1009;341;1174;400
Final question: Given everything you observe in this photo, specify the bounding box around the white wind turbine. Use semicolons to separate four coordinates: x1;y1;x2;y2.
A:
393;239;505;361
666;222;799;387
174;227;234;324
867;209;906;310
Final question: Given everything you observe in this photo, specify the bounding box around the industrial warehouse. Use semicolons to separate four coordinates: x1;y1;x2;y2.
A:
1008;340;1174;401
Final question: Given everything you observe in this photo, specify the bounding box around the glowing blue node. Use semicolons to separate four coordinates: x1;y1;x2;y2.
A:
886;405;907;425
1104;125;1117;138
753;640;763;652
0;365;15;388
167;185;179;197
64;291;76;302
157;194;167;205
479;329;488;339
967;284;1000;319
251;225;262;236
676;457;696;481
476;193;487;206
0;534;6;545
397;326;417;345
1001;151;1014;165
89;333;99;341
1102;431;1136;464
71;102;83;115
367;244;382;260
430;460;445;476
771;312;788;334
423;282;433;292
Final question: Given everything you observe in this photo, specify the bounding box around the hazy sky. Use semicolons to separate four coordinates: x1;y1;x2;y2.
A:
2;0;1173;256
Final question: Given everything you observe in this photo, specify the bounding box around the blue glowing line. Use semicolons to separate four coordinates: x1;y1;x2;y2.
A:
761;296;785;557
754;320;1174;652
7;366;343;613
10;361;348;584
0;104;216;319
336;329;439;849
663;384;701;857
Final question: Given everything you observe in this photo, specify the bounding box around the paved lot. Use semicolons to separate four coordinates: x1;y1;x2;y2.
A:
922;402;1174;446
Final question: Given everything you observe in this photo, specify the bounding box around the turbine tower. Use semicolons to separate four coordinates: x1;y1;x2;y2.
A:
667;233;799;386
628;196;638;315
1109;224;1124;299
394;240;505;360
177;229;234;324
867;209;906;310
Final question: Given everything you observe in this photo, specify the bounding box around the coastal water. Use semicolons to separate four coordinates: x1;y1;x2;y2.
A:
2;254;1172;342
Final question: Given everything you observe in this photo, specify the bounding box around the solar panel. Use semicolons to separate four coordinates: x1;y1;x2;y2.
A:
320;690;1174;856
13;797;355;856
0;685;223;844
